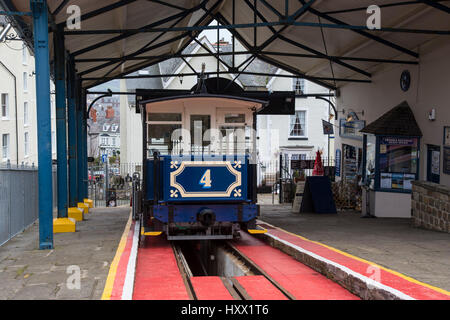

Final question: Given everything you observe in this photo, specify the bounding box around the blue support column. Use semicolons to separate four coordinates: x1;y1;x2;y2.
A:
82;91;89;200
54;27;68;218
67;60;78;207
30;0;53;249
76;80;84;202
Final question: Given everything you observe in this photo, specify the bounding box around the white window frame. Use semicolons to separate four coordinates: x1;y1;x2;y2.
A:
23;72;28;92
2;134;10;160
24;132;29;157
24;101;29;126
1;93;9;120
289;110;308;138
22;46;28;65
292;78;306;95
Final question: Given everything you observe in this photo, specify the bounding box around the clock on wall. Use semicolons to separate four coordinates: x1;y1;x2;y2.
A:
400;70;411;92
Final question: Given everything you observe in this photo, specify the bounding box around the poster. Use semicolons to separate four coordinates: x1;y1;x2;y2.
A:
380;173;392;189
403;174;416;190
444;127;450;146
444;146;450;175
391;173;404;189
335;149;341;177
431;150;440;175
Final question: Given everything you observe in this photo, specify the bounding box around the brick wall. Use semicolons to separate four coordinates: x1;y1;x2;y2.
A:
412;181;450;233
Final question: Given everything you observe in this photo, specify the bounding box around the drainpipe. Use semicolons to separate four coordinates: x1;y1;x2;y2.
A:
0;60;19;166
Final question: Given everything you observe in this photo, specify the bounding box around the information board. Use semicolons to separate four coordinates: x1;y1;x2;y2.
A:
300;176;337;214
444;146;450;175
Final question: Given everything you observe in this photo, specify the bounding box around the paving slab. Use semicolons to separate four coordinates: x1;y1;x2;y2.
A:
260;204;450;291
0;206;130;300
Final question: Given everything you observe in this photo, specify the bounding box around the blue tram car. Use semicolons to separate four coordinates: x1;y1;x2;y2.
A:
136;94;266;240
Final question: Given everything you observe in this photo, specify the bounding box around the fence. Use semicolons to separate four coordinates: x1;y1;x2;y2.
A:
88;162;141;207
0;163;41;246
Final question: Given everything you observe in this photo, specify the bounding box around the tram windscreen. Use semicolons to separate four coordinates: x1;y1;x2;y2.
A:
148;124;181;155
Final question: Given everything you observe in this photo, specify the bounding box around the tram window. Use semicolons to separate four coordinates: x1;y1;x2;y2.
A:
220;126;248;154
224;113;245;124
148;124;182;155
148;113;182;122
190;115;211;149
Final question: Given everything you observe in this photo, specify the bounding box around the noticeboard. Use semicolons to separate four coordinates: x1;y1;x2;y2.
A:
444;146;450;175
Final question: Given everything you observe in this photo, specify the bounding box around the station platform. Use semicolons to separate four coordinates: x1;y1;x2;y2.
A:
259;204;450;297
0;206;129;299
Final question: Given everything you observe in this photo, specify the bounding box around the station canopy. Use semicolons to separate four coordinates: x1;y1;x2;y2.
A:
4;0;450;90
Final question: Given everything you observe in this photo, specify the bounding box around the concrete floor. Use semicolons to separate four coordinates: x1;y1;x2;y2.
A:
0;206;129;300
260;204;450;291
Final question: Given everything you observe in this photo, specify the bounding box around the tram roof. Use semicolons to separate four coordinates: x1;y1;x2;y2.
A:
3;0;449;90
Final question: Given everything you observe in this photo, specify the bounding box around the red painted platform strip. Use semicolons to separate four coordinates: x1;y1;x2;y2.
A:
261;224;450;300
233;232;360;300
133;236;190;300
190;276;234;300
234;275;288;300
110;221;135;300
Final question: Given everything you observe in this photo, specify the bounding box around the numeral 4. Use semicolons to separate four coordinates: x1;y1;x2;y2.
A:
199;169;212;188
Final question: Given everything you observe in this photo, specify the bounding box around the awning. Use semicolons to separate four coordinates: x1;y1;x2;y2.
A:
2;0;449;89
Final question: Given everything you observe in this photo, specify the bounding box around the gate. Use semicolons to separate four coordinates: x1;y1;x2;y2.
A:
88;162;142;207
257;155;336;204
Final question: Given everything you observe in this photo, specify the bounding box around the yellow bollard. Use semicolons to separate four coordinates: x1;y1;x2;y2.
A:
53;218;76;233
83;199;94;208
77;202;89;215
68;207;84;222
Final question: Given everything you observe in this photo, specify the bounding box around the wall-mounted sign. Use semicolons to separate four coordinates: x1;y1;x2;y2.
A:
443;126;450;146
339;119;365;140
322;120;334;135
443;146;450;175
291;159;315;170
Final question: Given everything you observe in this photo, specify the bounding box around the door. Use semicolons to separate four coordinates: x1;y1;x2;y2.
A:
190;114;211;154
427;144;440;184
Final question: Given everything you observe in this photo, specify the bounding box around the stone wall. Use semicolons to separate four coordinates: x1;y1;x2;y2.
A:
412;181;450;233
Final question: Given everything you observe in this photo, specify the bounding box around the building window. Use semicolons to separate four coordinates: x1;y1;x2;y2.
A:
23;72;28;92
2;134;10;160
290;111;307;137
1;93;8;119
52;131;56;154
112;137;116;146
292;78;305;94
24;101;29;125
22;46;28;65
24;132;29;157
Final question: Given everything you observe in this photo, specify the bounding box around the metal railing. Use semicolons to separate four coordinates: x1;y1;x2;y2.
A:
0;163;43;246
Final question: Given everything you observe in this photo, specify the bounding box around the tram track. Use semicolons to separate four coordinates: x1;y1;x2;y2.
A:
172;235;294;300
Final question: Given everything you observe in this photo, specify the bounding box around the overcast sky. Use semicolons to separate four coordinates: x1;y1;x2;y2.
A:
199;21;233;43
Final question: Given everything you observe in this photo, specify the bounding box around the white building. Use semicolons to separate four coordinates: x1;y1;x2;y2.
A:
261;69;334;167
0;17;56;167
87;93;121;159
